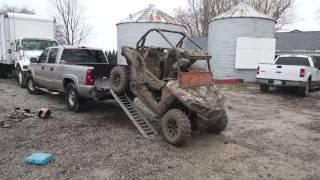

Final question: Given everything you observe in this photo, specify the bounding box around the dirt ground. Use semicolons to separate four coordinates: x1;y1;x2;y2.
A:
0;78;320;180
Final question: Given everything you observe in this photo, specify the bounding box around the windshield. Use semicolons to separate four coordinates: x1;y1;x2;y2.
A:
21;39;58;50
276;57;310;66
61;49;107;63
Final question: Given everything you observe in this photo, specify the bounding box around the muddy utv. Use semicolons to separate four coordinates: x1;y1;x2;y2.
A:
110;29;228;146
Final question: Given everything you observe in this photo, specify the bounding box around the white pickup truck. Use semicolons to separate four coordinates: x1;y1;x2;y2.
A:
256;55;320;96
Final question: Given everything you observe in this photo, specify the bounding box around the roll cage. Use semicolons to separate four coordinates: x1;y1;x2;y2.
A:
136;28;203;50
135;28;212;74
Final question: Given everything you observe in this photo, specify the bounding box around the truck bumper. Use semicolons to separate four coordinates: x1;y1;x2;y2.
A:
256;78;306;87
78;85;111;100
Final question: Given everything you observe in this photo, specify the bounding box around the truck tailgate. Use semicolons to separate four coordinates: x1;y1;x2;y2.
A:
258;64;306;81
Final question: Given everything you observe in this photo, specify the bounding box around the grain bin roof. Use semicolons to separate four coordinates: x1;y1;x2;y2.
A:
210;3;275;22
117;4;181;25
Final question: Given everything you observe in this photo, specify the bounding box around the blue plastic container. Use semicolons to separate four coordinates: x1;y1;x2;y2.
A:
25;153;53;165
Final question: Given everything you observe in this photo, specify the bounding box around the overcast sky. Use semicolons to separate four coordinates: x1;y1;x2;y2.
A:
1;0;320;50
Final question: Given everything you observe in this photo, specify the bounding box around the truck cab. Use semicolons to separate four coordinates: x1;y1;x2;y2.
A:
0;12;56;83
14;38;58;88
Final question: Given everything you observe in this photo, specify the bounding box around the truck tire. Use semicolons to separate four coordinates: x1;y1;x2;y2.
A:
0;65;8;78
207;110;228;134
110;66;129;95
260;84;269;92
299;80;310;97
26;76;39;95
66;83;82;112
161;109;191;146
17;67;27;88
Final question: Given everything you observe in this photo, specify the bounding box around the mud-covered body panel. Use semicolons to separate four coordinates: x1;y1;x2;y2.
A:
166;81;225;120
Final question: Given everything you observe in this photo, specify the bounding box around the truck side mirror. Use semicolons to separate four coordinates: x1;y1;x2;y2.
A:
30;57;38;63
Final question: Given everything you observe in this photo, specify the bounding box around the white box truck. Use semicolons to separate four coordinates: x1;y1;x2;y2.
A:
0;12;58;87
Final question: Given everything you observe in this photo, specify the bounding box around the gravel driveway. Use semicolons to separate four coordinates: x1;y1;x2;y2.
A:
0;78;320;180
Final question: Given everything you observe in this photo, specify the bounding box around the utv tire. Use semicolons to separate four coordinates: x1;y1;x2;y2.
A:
110;66;129;94
26;77;39;95
161;109;191;146
299;80;310;97
260;84;269;92
207;110;228;134
66;83;82;112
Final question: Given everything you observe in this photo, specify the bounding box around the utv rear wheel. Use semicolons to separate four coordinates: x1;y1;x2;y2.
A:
110;66;129;94
260;84;269;92
207;111;228;134
26;77;39;95
161;109;191;146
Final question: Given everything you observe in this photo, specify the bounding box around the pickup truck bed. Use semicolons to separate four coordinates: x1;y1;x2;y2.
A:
69;63;115;90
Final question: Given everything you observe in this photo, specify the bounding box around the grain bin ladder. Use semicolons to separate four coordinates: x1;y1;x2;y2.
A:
110;89;158;137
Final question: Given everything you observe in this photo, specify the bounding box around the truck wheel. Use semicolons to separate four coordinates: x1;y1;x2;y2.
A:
207;110;228;134
110;66;129;94
260;84;269;92
66;83;82;112
17;68;27;88
299;80;310;97
161;109;191;146
0;65;8;78
26;77;39;95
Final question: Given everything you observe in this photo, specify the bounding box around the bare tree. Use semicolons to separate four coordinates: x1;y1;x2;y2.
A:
175;0;295;37
0;4;35;14
248;0;295;30
53;0;91;45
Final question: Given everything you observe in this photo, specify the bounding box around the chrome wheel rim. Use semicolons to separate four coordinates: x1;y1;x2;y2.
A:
28;79;35;91
68;91;76;106
18;72;23;85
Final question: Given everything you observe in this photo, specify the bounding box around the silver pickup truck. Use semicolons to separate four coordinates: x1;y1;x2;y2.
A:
26;46;118;112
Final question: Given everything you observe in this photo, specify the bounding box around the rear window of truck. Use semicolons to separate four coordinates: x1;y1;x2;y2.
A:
276;57;310;66
61;49;107;63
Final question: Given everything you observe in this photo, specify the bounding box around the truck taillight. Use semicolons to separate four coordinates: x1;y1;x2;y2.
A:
86;69;94;85
256;66;260;75
300;68;305;77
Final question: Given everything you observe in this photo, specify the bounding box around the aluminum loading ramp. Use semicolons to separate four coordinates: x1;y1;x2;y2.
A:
110;89;158;137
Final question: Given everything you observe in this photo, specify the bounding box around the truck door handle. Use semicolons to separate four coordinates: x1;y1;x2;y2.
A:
50;67;53;71
42;66;44;70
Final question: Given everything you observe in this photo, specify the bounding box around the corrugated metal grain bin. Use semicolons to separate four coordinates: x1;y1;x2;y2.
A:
116;4;186;65
208;3;276;82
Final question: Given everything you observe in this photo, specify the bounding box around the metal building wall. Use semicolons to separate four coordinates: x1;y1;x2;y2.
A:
208;18;275;82
276;51;320;57
117;22;186;65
